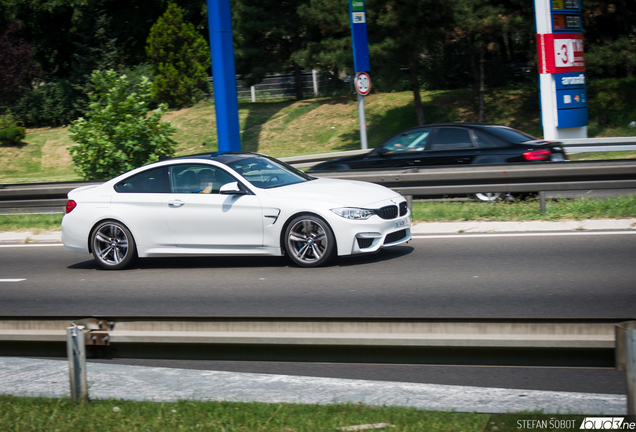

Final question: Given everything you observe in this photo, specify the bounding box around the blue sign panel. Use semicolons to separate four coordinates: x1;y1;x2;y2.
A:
554;71;587;128
349;0;370;72
558;107;588;128
556;88;587;109
554;72;586;89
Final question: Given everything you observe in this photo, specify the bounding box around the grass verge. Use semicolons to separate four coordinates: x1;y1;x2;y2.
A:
1;196;635;232
0;395;488;432
411;195;636;222
0;213;64;231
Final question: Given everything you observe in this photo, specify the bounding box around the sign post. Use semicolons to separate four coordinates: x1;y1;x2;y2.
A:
534;0;587;139
355;72;371;150
349;0;371;150
207;0;242;152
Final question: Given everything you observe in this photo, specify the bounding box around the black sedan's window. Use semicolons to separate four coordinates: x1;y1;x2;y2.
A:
381;129;430;154
474;132;498;148
428;128;474;150
485;126;537;143
115;167;170;193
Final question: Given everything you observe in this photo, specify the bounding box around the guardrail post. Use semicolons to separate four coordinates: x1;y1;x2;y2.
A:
539;191;547;213
615;321;636;414
626;329;636;415
67;325;88;402
406;195;413;213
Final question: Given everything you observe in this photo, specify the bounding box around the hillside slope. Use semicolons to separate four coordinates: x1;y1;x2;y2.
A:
2;81;635;184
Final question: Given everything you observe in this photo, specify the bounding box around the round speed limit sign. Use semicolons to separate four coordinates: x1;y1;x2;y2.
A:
354;72;371;96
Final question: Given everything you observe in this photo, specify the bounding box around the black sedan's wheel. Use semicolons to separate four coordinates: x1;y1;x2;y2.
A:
285;215;335;267
472;192;517;202
473;192;504;202
91;221;137;270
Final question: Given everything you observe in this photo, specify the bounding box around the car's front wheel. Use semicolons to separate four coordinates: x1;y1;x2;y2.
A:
91;221;137;270
284;215;336;267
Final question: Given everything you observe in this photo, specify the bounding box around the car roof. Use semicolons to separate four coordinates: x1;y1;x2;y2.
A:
403;123;514;131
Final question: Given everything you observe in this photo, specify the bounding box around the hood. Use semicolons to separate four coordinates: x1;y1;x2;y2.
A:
263;178;402;207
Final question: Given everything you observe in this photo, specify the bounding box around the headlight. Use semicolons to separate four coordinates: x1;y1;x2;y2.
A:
331;207;375;220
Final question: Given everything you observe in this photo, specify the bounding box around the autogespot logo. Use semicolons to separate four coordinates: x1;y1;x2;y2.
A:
579;417;636;429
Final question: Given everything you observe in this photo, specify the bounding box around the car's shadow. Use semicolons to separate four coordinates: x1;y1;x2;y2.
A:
67;246;414;271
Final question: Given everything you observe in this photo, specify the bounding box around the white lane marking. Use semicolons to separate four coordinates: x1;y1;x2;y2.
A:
0;279;26;282
412;231;636;239
0;244;64;248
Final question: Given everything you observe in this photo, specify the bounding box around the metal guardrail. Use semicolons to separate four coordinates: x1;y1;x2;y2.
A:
0;316;628;367
1;143;636;210
311;160;636;196
2;316;635;405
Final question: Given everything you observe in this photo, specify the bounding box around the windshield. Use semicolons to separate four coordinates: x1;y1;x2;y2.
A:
223;155;313;189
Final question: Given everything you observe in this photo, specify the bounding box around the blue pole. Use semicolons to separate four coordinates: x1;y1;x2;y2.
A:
207;0;241;152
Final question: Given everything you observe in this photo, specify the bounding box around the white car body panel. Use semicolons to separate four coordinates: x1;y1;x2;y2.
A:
61;155;412;265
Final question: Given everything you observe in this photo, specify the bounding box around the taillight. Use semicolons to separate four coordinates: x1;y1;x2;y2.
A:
523;149;552;161
65;200;77;214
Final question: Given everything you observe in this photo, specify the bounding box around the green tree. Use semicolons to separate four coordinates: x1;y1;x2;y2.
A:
233;0;309;100
584;0;636;79
370;0;454;125
295;0;453;125
68;70;177;180
451;0;528;122
146;3;210;108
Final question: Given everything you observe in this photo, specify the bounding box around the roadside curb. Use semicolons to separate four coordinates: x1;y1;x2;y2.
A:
0;231;63;244
411;218;636;235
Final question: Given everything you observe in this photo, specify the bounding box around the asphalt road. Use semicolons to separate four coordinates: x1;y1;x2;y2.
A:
1;234;635;318
1;233;634;395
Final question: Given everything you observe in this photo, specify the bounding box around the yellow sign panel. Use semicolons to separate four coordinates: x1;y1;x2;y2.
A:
552;0;564;9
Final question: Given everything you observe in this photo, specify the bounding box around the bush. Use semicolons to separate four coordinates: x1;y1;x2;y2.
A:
0;114;26;145
9;79;85;127
68;70;177;180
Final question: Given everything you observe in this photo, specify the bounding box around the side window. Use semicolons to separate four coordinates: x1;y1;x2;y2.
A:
115;167;170;193
381;129;430;154
170;164;237;194
474;131;498;148
428;128;475;150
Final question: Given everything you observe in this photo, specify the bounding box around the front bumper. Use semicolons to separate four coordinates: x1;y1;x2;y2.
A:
331;212;412;256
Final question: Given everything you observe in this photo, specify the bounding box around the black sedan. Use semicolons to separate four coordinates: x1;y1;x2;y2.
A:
309;124;569;201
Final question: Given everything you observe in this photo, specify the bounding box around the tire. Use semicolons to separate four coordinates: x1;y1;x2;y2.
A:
284;215;336;267
91;221;137;270
472;192;515;202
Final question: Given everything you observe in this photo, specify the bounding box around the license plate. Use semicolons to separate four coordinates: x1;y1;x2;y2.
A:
550;153;565;161
395;219;407;228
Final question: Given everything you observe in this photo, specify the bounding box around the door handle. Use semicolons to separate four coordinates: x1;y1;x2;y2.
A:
168;200;185;207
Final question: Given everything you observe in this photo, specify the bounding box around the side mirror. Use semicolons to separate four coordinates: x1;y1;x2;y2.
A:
219;182;247;195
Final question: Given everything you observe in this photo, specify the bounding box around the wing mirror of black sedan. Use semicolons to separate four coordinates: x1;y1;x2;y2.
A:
377;146;391;156
219;182;247;195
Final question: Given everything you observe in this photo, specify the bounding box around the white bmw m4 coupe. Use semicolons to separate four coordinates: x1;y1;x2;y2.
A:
62;152;412;269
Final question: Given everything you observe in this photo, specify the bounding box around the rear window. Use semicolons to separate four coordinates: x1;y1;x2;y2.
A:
115;167;170;193
485;126;537;143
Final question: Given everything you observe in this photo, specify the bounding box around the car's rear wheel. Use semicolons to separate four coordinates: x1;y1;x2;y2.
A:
91;221;137;270
285;215;335;267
